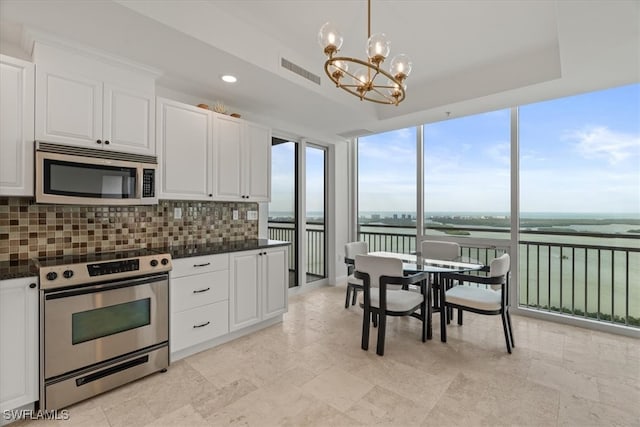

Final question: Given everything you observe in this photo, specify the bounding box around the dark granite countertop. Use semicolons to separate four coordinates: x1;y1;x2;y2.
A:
158;239;291;260
0;260;39;281
0;239;290;280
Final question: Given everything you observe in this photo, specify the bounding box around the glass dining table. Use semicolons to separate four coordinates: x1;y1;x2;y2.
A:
347;251;485;340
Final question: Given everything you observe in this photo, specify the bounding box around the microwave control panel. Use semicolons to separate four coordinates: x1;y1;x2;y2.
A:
142;169;155;197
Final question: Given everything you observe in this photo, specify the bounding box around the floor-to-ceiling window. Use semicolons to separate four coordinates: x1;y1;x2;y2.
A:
354;83;639;332
357;128;417;253
519;83;640;326
306;144;327;282
423;109;511;261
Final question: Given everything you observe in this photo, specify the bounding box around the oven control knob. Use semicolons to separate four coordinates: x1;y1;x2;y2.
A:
46;271;58;281
150;259;159;267
63;270;74;279
161;258;169;266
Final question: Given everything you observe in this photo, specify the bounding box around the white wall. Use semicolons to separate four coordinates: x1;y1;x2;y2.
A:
332;141;350;284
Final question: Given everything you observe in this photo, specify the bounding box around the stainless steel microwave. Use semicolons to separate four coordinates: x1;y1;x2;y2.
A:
35;142;158;205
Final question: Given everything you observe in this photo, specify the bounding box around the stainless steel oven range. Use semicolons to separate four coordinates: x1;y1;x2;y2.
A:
35;249;172;410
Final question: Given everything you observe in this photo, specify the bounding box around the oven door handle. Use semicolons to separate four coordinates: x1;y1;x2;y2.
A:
193;321;210;329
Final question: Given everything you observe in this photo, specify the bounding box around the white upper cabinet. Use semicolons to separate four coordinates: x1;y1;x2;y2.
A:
157;98;212;200
213;114;271;202
102;83;154;154
245;122;271;201
158;97;272;202
33;41;156;155
213;115;243;199
0;54;34;196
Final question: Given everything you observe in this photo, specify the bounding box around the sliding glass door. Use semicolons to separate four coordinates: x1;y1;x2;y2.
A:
306;144;327;282
269;138;298;287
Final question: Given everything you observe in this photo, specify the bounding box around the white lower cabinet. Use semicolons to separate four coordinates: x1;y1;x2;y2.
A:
170;255;230;354
169;245;289;358
0;277;38;413
230;246;288;331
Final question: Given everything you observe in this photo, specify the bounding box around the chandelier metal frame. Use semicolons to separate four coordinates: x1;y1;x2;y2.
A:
320;0;409;106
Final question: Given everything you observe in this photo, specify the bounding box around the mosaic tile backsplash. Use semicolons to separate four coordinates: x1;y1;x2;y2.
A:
0;197;258;262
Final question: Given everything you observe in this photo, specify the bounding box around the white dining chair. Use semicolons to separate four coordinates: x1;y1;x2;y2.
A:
354;254;430;356
344;241;369;308
440;253;515;353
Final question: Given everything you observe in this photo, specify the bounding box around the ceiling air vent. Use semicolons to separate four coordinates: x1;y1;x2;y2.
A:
337;129;374;139
281;57;321;85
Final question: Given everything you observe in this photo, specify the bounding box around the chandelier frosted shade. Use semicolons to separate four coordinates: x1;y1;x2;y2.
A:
318;0;412;106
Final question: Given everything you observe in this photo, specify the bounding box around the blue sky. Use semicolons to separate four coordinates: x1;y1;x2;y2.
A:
359;83;640;215
272;83;640;217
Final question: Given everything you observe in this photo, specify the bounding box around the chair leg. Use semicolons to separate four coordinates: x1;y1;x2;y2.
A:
352;288;358;306
457;309;463;325
440;290;447;343
506;309;515;348
426;285;432;340
345;285;352;309
500;311;512;354
376;313;386;356
372;312;378;327
361;308;370;351
421;297;427;343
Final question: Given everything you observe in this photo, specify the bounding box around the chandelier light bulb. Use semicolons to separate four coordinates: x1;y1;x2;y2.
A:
390;54;412;80
318;22;343;57
367;33;390;66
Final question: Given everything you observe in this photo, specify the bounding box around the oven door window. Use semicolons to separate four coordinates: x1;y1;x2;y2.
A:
44;159;136;199
72;298;151;345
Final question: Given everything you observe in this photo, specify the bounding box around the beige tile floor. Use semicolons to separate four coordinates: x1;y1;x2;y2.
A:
15;284;640;426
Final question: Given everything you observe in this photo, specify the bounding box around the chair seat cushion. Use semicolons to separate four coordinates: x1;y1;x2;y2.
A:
446;285;501;311
347;274;363;287
359;290;424;312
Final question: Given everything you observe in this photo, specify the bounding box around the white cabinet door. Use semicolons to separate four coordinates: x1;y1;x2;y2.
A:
35;66;103;147
103;84;155;155
229;251;261;331
245;123;271;201
0;55;34;196
213;115;243;200
157;98;212;200
262;247;288;319
0;277;38;413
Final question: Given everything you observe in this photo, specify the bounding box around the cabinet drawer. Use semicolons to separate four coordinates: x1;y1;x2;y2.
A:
171;254;229;277
171;300;228;352
171;270;229;312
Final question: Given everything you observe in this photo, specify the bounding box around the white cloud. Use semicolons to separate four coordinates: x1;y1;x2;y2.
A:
569;126;640;165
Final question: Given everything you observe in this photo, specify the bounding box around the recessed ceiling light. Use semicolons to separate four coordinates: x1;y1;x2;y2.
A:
221;75;237;83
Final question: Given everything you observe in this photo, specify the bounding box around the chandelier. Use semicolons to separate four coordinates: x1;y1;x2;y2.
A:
318;0;412;106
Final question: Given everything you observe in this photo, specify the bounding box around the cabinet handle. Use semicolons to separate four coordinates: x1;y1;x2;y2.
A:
193;287;210;294
96;139;102;144
193;321;210;328
104;140;110;145
29;283;37;289
209;194;213;197
193;262;211;268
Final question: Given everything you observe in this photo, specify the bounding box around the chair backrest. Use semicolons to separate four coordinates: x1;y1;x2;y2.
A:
489;253;510;290
345;241;368;258
355;254;403;290
421;240;460;261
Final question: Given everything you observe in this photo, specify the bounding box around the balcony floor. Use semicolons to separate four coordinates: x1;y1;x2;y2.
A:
15;283;639;426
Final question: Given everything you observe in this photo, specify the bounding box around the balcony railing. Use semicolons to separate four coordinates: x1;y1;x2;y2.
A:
362;225;639;328
268;221;325;278
270;221;639;328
